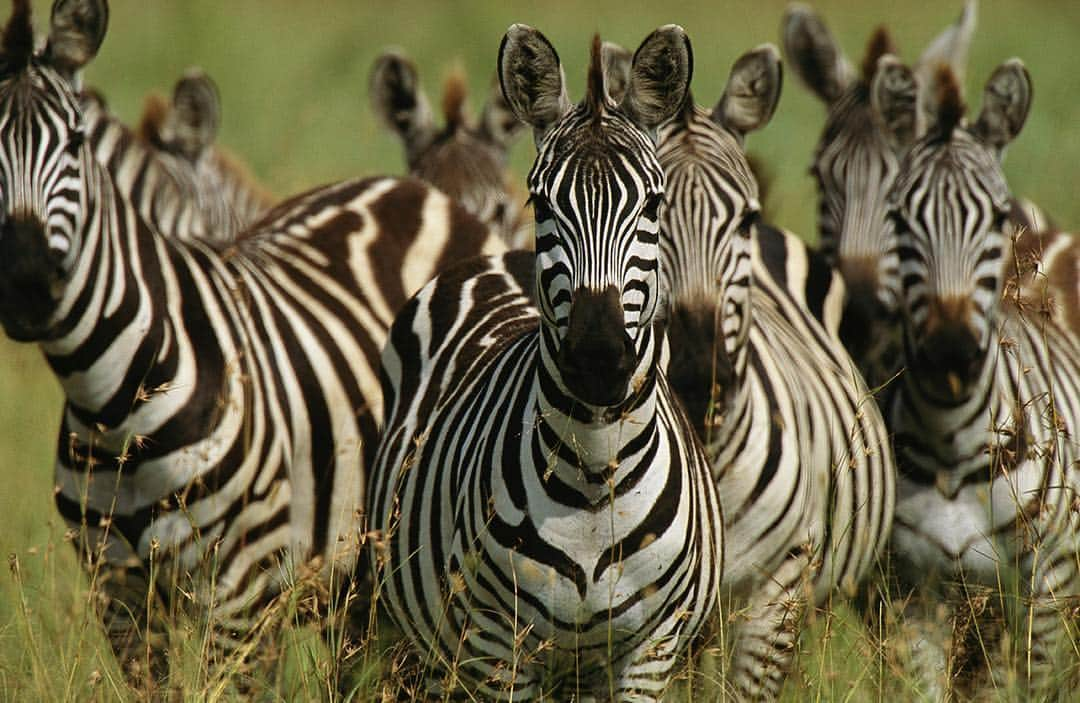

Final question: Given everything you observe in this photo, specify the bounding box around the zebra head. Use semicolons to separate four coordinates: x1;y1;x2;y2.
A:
882;61;1031;400
607;41;781;434
371;50;527;245
499;25;691;408
783;1;975;375
0;0;107;341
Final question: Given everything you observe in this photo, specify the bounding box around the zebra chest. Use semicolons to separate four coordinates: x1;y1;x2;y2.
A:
471;446;687;642
892;457;1047;582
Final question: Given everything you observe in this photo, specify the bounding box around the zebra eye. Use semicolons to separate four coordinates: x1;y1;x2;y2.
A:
529;195;553;223
888;211;909;235
992;210;1009;232
66;129;85;156
642;193;663;222
738;210;760;233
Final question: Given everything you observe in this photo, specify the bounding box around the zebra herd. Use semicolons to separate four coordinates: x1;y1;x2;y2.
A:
1;0;1077;699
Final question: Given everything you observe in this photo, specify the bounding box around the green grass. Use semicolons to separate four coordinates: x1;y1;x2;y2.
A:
4;0;1080;700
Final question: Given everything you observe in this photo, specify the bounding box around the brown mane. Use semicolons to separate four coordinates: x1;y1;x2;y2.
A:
934;64;965;136
860;27;897;83
1;0;34;69
586;33;605;120
441;67;468;133
136;92;170;148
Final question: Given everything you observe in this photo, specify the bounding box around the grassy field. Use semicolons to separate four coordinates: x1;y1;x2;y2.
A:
3;0;1080;700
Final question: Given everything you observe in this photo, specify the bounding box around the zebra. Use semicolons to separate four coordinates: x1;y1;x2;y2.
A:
81;67;274;247
873;58;1080;693
367;26;724;700
370;49;530;248
0;0;503;683
781;2;976;387
134;68;275;242
604;41;895;699
783;1;1079;391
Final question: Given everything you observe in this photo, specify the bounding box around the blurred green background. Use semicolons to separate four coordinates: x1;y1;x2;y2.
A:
3;0;1079;698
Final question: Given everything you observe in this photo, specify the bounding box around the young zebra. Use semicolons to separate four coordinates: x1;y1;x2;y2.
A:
367;26;723;700
82;68;274;247
877;62;1080;693
606;42;894;699
0;0;502;682
370;50;529;247
783;1;1079;390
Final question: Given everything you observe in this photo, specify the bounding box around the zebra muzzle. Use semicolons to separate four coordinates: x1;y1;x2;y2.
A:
557;286;637;407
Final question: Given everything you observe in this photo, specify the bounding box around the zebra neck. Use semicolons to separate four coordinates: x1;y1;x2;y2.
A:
39;162;197;449
534;324;660;495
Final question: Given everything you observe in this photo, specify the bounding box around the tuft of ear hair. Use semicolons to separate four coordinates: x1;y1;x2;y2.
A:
932;64;966;137
620;24;693;130
45;0;108;79
498;24;570;140
860;27;897;84
441;67;469;133
1;0;34;69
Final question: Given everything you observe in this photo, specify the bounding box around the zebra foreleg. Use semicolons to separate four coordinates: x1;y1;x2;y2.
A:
727;551;811;701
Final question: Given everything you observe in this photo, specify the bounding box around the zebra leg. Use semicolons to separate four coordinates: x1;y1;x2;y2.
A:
727;549;812;701
91;561;169;690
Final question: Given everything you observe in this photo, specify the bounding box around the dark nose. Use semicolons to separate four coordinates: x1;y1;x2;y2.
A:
839;274;890;373
665;303;733;438
914;297;983;396
0;214;62;340
557;286;637;407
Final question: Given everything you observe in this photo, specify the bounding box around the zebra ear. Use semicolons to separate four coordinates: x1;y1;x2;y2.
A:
370;49;436;160
498;24;571;142
712;44;782;143
44;0;108;82
478;76;525;151
870;55;920;151
620;25;693;130
601;40;632;104
971;59;1031;156
162;69;221;161
781;3;853;104
915;0;976;123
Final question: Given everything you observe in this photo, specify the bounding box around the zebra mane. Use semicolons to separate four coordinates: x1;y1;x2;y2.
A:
933;64;965;137
860;26;897;84
1;0;34;70
585;33;605;121
137;92;171;148
441;66;468;133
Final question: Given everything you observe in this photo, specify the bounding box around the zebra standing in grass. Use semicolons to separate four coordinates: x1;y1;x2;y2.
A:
783;1;1080;390
368;26;723;700
782;2;976;387
82;68;274;247
874;60;1080;693
370;50;530;247
0;0;502;682
606;42;894;699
